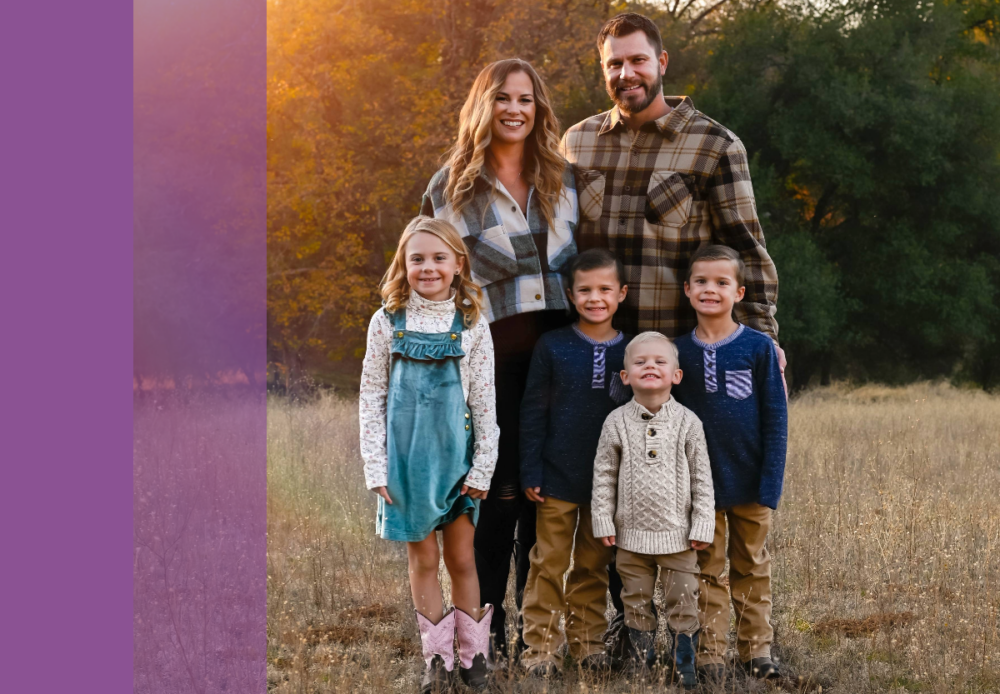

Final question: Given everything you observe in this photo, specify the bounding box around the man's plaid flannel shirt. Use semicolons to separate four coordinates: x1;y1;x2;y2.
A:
561;96;779;341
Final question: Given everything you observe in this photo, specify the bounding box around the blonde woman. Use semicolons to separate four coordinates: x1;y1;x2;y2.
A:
420;58;580;664
359;216;499;691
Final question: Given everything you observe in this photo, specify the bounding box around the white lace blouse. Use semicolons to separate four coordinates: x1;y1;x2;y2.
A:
358;291;499;491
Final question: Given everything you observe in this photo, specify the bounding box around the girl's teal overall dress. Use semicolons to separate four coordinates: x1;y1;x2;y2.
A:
377;307;480;542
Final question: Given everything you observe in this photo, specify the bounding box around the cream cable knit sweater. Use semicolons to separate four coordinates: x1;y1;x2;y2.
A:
591;397;715;555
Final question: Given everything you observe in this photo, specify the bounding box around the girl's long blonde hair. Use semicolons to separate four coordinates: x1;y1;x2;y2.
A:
380;216;483;327
444;59;566;228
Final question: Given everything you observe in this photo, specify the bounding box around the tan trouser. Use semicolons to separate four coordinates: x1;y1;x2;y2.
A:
616;547;700;635
521;497;613;666
696;502;773;664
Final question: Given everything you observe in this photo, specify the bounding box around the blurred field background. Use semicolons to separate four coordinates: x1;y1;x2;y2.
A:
266;383;1000;693
265;0;1000;396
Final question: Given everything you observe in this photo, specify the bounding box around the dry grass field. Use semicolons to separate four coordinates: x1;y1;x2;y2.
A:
267;383;1000;693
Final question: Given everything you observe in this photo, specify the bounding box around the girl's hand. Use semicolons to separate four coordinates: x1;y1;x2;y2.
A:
525;487;546;503
461;485;488;500
690;540;710;551
373;486;392;504
601;536;616;547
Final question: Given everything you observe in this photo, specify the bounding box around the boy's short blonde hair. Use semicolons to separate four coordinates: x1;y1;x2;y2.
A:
624;331;679;366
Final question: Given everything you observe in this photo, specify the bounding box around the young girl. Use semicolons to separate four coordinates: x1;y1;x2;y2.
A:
359;216;499;692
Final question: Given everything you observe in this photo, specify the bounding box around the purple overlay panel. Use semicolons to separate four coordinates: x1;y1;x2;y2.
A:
3;3;133;692
134;1;266;692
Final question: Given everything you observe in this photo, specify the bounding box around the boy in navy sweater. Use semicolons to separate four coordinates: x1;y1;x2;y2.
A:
672;244;788;683
518;249;632;677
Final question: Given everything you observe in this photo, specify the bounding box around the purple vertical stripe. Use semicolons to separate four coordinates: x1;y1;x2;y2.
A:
1;2;134;693
133;0;266;692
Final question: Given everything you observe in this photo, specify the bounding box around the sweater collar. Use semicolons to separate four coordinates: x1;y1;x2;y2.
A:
691;323;745;350
625;396;677;422
408;289;458;318
572;323;624;347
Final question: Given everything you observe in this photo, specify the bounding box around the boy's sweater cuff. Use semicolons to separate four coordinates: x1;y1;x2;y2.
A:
688;520;715;545
592;514;616;539
521;473;542;491
758;488;780;510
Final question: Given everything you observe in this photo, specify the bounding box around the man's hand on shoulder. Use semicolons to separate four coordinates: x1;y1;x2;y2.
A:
773;340;788;398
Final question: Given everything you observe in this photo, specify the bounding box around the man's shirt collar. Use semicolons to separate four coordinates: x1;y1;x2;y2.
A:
598;96;698;140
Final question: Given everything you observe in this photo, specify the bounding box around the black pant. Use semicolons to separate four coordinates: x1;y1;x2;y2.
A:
473;310;569;657
473;493;536;657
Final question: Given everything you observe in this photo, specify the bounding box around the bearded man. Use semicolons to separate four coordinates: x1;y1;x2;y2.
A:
562;12;782;349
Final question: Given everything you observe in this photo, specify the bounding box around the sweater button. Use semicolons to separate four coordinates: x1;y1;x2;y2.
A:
648;429;656;436
648;450;658;458
641;413;651;420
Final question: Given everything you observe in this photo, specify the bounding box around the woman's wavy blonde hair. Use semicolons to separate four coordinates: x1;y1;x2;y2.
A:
445;59;565;228
380;216;483;327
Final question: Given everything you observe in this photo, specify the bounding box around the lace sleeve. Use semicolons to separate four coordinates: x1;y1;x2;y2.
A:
359;310;392;489
463;317;498;491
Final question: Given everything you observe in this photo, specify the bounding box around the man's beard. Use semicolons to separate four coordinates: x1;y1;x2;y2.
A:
608;76;663;115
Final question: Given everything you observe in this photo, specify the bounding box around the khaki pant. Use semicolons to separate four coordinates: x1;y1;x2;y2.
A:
696;502;773;664
616;547;700;635
521;497;613;666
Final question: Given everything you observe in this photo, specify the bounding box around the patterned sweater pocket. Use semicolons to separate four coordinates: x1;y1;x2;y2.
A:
725;369;753;400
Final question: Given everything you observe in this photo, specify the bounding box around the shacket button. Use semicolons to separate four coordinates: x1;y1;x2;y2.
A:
624;185;631;193
619;216;626;224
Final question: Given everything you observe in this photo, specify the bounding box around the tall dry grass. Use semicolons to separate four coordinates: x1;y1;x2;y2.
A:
267;383;1000;693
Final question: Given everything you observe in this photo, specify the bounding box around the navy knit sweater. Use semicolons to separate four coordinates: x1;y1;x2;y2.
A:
520;325;632;504
672;325;788;509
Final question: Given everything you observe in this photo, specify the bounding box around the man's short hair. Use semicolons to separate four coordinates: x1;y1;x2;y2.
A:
624;331;678;366
565;248;626;288
687;244;746;288
596;13;663;57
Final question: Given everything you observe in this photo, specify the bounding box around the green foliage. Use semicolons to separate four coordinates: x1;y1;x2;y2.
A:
267;0;1000;390
698;0;1000;388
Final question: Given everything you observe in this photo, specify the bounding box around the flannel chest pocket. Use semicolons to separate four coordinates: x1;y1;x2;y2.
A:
725;369;753;400
464;224;518;284
645;171;694;227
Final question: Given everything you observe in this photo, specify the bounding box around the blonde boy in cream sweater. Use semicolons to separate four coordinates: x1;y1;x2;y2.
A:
591;332;715;690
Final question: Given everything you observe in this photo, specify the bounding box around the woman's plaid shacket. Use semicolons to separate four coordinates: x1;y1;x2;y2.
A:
420;162;579;324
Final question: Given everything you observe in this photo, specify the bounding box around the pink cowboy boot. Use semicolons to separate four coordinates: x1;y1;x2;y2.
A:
415;609;455;694
455;604;493;689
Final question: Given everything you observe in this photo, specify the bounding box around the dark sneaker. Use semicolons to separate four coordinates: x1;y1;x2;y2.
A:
578;652;613;673
697;662;726;684
668;630;698;690
526;660;560;680
743;656;781;679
